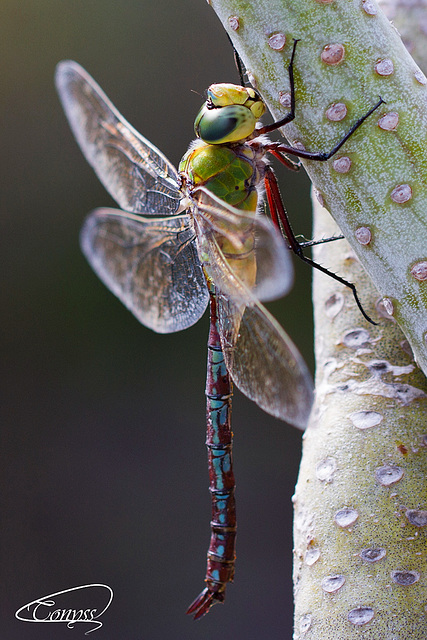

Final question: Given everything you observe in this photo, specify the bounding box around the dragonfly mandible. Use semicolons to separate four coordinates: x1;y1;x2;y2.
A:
55;58;312;619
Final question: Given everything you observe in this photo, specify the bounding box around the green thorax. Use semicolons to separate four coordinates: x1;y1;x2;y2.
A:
179;140;260;212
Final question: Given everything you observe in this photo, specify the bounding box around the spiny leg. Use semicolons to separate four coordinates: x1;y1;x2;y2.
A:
298;235;344;248
264;166;378;325
264;97;384;163
256;39;300;136
226;32;246;86
256;38;384;150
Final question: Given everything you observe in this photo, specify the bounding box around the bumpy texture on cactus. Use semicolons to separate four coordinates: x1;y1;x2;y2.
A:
294;198;427;638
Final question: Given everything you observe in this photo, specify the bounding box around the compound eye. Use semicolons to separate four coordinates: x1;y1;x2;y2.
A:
194;104;256;144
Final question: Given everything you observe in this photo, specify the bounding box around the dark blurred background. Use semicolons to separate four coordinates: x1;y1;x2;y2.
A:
1;1;314;638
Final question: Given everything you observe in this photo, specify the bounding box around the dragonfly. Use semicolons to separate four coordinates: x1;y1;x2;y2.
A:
55;61;311;619
55;40;381;619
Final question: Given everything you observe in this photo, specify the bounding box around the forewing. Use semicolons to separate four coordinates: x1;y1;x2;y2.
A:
193;187;293;302
218;294;313;429
55;60;182;215
80;208;208;333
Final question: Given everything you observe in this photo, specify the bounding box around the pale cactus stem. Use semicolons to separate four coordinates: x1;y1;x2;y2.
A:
209;0;427;374
295;197;427;637
291;2;427;636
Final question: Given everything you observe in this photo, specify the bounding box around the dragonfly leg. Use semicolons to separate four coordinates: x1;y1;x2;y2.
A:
254;36;384;156
226;32;246;87
256;39;299;136
263;96;384;163
264;165;378;325
268;148;300;172
298;235;344;248
187;283;237;620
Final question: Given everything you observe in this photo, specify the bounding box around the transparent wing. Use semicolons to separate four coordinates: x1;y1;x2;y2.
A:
80;208;209;333
193;187;294;303
55;60;182;215
218;294;313;429
192;191;312;428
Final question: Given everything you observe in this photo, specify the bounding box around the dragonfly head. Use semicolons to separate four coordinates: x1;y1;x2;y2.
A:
194;83;266;144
